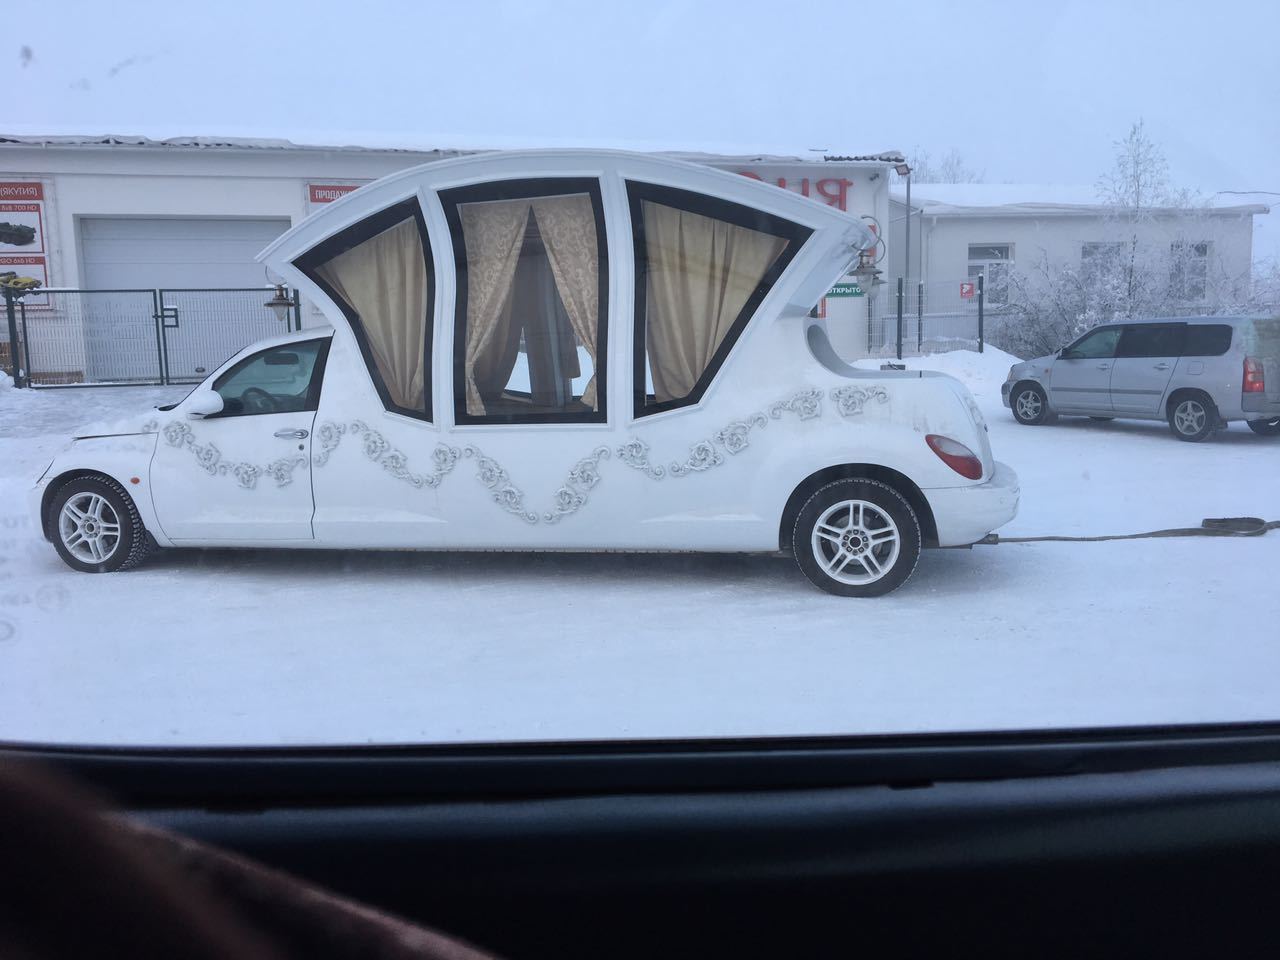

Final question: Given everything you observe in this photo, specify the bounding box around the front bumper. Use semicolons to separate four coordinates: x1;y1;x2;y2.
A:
924;460;1020;547
1000;381;1014;408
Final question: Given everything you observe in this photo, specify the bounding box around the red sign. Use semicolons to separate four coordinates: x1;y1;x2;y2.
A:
736;172;853;211
960;281;976;299
0;182;43;201
308;183;362;204
0;253;49;305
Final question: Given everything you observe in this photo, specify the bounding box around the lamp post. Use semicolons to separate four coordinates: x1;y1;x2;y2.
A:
894;161;912;284
263;283;293;326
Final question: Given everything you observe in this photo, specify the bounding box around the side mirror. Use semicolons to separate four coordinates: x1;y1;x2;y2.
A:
185;389;224;419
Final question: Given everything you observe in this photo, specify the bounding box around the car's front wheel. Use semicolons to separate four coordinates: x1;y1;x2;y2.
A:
791;479;922;597
49;476;151;573
1247;417;1280;437
1011;383;1051;425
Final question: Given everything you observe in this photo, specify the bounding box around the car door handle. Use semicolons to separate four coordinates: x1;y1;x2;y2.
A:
1097;363;1111;370
1154;362;1170;370
273;428;309;440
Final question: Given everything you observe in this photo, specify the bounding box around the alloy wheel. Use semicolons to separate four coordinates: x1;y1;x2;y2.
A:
809;499;902;586
58;492;122;564
1173;399;1207;436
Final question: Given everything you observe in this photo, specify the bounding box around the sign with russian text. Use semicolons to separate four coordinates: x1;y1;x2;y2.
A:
307;182;367;205
0;182;46;255
0;253;49;305
827;282;864;297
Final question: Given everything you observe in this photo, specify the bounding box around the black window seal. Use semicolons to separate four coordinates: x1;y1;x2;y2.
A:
439;177;609;427
8;720;1280;807
626;181;814;419
207;336;333;419
294;198;434;423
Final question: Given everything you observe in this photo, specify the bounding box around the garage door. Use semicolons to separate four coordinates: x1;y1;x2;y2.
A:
77;217;292;382
80;217;289;289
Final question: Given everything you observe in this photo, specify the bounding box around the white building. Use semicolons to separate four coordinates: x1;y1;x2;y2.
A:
887;183;1266;312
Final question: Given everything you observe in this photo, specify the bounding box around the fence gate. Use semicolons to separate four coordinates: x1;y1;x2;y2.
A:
11;287;301;387
157;288;299;384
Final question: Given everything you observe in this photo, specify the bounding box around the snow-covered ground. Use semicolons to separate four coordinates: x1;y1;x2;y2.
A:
1;354;1277;747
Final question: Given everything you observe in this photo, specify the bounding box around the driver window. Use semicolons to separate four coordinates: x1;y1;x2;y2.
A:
212;339;328;417
1065;327;1122;360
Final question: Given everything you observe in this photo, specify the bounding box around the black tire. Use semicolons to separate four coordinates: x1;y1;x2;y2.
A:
1089;416;1114;422
48;475;151;573
1167;393;1219;442
791;479;922;598
1010;382;1051;425
1247;417;1280;436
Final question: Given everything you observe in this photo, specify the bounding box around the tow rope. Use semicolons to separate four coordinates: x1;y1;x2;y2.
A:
977;517;1280;545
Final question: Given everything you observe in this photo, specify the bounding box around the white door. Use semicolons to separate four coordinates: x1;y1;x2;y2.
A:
150;338;329;541
1049;326;1122;413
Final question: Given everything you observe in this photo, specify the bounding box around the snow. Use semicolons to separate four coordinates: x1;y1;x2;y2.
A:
889;182;1270;212
1;360;1278;748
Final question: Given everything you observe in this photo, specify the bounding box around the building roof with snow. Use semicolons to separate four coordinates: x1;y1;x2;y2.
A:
889;182;1268;218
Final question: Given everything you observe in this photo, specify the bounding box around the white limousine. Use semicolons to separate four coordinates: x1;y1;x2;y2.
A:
32;150;1018;596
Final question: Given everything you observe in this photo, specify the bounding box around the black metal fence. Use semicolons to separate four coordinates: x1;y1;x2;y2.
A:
865;275;988;358
2;287;302;387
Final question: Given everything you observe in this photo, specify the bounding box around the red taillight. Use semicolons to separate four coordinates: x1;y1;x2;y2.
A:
925;434;984;480
1244;357;1266;394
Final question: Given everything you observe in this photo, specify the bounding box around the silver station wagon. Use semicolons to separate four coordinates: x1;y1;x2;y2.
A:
1002;316;1280;441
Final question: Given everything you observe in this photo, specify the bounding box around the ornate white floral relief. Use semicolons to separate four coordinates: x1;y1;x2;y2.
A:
159;420;307;490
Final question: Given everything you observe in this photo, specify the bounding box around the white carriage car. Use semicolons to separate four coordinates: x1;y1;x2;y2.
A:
32;151;1018;596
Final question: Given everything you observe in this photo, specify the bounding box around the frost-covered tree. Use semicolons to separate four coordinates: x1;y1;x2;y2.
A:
988;120;1257;357
909;147;984;184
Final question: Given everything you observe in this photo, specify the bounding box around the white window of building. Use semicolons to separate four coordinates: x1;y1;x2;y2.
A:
966;244;1013;305
1170;241;1209;302
1080;241;1126;289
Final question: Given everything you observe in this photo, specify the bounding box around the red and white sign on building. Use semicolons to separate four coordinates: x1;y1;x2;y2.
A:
960;281;976;299
307;182;369;208
0;181;50;304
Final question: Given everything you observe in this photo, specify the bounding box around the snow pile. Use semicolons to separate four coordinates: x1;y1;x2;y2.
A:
0;370;12;392
854;348;1019;404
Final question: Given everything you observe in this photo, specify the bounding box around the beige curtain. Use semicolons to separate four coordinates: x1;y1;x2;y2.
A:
459;200;532;415
641;201;788;403
531;195;600;410
315;218;428;412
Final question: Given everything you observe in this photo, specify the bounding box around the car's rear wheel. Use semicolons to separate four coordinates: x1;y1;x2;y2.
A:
791;479;921;597
1168;394;1218;442
1246;417;1280;436
49;476;150;573
1011;383;1051;425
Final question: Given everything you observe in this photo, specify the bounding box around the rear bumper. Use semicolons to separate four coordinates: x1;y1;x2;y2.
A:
1242;393;1280;417
924;461;1020;547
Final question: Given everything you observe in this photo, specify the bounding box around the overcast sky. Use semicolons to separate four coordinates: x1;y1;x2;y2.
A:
9;0;1280;238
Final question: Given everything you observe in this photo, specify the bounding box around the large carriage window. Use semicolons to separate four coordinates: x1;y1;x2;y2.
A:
295;199;433;420
441;178;607;424
628;182;811;417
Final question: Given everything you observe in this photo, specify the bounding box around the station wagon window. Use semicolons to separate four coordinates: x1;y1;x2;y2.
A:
295;199;433;421
628;182;811;417
1063;325;1122;359
441;178;608;425
211;338;330;417
1116;323;1186;358
1183;323;1233;357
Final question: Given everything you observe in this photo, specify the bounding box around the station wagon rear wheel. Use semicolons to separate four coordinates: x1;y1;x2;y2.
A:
1168;394;1218;442
792;479;922;597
